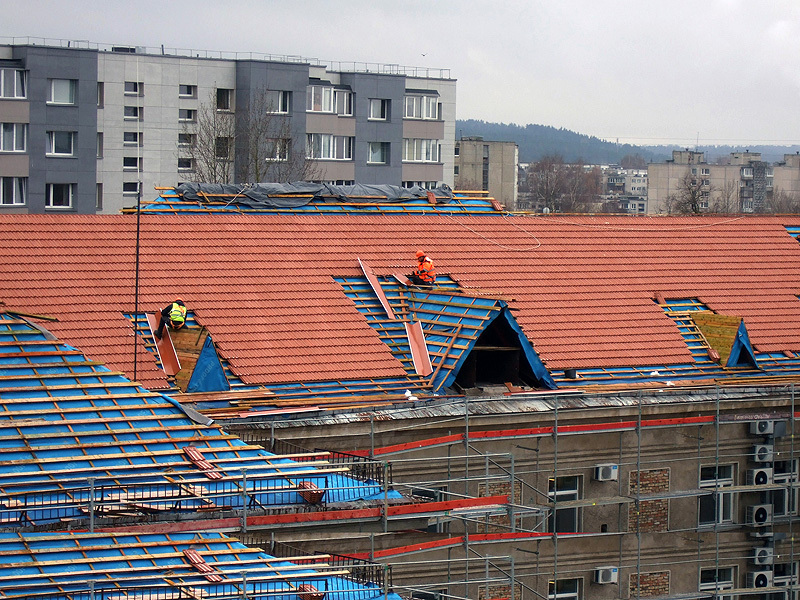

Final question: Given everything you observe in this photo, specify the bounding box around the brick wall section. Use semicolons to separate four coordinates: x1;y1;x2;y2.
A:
630;571;670;597
479;481;523;532
628;468;669;533
479;583;519;600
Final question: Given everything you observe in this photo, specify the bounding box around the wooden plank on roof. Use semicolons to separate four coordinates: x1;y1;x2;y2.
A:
405;321;433;377
358;258;396;320
146;313;181;376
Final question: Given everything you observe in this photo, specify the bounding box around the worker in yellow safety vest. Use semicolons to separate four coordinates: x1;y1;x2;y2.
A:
155;298;187;339
409;250;436;286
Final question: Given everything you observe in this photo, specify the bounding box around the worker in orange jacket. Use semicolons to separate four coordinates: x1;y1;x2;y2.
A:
409;250;436;286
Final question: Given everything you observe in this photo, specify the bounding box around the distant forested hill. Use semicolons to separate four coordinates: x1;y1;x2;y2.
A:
456;120;800;165
456;119;664;164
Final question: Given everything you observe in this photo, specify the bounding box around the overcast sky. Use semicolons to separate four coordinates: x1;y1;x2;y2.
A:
6;0;800;147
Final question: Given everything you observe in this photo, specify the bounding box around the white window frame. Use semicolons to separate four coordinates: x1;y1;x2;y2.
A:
177;157;193;171
124;106;142;121
122;156;142;171
404;95;438;120
265;90;290;114
548;475;581;533
1;123;27;152
773;459;799;517
45;183;75;208
178;109;196;122
177;133;195;147
368;142;389;165
0;177;26;205
699;566;734;600
548;578;580;600
216;88;233;111
698;464;734;526
306;85;334;113
368;98;389;121
0;69;27;99
96;132;103;158
124;81;142;96
265;138;289;162
403;138;440;163
178;84;196;98
122;182;139;196
46;131;75;157
334;89;353;116
306;133;353;160
123;131;142;146
48;79;76;105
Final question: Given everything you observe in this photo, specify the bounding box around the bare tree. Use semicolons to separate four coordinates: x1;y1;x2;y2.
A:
708;180;739;214
763;188;800;214
180;88;236;184
620;154;646;169
527;156;601;213
527;155;567;212
235;88;323;183
561;163;601;212
665;169;709;214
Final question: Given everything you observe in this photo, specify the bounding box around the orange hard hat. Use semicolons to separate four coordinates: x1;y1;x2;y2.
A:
415;250;425;258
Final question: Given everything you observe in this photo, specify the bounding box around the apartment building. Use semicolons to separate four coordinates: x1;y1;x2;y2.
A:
644;149;800;214
0;39;455;214
600;165;648;213
454;136;518;209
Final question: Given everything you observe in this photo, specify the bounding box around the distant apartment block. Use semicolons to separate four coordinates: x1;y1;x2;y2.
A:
647;150;800;214
0;38;456;214
600;165;648;213
454;136;518;210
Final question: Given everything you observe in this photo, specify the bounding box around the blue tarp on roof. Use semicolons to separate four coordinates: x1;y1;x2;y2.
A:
187;334;230;393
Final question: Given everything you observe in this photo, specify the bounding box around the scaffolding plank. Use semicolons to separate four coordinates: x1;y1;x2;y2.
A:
146;313;181;376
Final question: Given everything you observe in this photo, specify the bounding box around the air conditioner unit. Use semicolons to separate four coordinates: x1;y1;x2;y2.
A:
747;467;774;486
747;504;773;527
747;570;773;588
594;566;619;584
752;443;774;463
594;464;619;482
752;546;775;566
751;420;775;435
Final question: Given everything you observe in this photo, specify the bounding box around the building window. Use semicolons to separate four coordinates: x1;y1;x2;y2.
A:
124;131;143;146
179;84;197;98
264;90;290;113
454;144;459;156
215;136;232;160
177;157;193;171
178;109;196;122
45;183;75;208
0;69;27;99
1;123;27;152
368;142;390;165
265;138;289;162
48;79;76;105
306;133;353;160
548;578;580;600
404;95;438;119
122;182;139;195
123;156;142;171
96;183;102;211
96;132;103;158
216;88;232;111
701;168;710;175
124;106;143;121
334;89;353;116
454;165;459;176
403;180;438;189
97;82;104;108
773;460;798;517
699;464;734;526
403;138;440;163
368;98;390;120
306;85;334;113
178;133;195;147
774;562;799;588
548;475;580;533
699;567;734;600
0;177;27;205
46;131;75;156
124;81;143;96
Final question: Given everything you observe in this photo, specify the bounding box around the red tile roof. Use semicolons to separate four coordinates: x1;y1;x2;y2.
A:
2;213;800;388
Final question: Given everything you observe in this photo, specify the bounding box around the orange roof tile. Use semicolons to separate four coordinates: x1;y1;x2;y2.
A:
2;213;800;388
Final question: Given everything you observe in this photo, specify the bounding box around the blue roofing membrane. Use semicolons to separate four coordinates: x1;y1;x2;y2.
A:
0;311;398;527
0;530;400;600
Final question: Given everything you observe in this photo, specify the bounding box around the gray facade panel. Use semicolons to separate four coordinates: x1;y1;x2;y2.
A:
14;46;98;213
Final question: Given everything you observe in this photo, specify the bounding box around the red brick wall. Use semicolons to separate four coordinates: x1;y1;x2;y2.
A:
628;468;669;533
630;571;670;597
